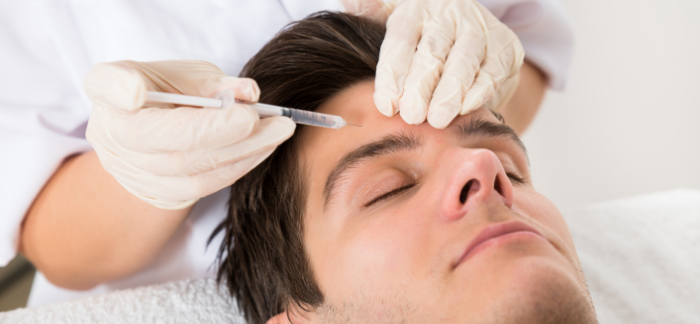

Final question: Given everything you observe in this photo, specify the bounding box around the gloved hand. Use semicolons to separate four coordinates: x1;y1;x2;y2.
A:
84;60;295;209
342;0;525;129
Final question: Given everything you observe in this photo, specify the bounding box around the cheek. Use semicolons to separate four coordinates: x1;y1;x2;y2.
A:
315;205;433;298
513;188;577;255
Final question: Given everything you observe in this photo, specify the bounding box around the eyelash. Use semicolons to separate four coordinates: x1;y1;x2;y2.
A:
364;183;416;207
364;173;525;207
507;172;526;184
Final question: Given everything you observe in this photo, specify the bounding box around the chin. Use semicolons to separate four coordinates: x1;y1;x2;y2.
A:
483;256;598;324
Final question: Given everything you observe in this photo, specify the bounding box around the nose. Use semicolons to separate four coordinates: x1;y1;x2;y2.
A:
439;149;514;221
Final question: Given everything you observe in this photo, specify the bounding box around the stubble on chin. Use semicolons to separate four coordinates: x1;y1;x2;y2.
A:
315;291;421;324
315;260;597;324
484;271;598;324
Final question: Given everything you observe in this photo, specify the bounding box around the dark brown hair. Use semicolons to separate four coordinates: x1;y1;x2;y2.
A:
210;12;385;324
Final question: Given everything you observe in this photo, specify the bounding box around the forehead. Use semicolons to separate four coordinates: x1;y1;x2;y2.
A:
296;81;501;170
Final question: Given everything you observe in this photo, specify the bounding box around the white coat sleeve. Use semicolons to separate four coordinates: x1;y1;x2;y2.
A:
479;0;574;90
0;3;93;266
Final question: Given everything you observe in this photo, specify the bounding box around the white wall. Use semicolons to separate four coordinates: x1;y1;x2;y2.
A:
521;0;700;210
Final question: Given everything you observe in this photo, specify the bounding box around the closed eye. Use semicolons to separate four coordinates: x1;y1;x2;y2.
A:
365;173;522;208
364;183;416;207
506;172;525;184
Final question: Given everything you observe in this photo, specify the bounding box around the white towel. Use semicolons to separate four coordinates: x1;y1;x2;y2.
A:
565;189;700;323
1;189;699;323
0;278;245;323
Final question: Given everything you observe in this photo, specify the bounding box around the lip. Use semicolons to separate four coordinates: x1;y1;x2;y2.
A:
454;221;545;268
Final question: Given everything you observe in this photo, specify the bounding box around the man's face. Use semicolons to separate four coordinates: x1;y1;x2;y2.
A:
290;81;596;323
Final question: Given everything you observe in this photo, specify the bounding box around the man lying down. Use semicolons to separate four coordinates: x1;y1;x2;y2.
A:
211;11;598;324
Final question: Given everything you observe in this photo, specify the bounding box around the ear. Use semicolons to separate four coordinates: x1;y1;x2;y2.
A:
339;0;395;24
266;310;316;324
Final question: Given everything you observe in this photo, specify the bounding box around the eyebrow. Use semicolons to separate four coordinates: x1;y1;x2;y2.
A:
322;117;528;207
322;131;424;206
453;118;528;156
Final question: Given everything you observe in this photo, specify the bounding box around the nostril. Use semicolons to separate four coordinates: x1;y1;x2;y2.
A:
459;180;477;204
494;175;503;196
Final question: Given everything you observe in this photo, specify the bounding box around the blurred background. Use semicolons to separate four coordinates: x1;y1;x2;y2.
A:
1;0;699;313
522;0;700;211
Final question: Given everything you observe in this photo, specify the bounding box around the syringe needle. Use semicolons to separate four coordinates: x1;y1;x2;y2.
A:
346;123;362;127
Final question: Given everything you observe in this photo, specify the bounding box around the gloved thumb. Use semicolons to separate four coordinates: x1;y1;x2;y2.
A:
340;0;395;24
84;62;148;113
202;76;261;104
136;60;260;102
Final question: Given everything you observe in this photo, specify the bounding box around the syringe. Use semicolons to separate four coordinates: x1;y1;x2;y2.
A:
145;90;360;130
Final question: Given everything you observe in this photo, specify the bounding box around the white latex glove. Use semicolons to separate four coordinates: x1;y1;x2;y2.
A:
84;60;295;209
342;0;525;129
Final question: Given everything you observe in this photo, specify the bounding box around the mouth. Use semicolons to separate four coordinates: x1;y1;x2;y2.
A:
453;220;545;268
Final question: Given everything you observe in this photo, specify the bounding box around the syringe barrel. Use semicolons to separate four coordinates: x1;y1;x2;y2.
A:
287;109;345;129
217;89;346;129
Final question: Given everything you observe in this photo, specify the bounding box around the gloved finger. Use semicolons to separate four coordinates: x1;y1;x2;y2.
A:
461;39;522;114
138;60;260;102
134;60;223;96
84;62;149;113
96;142;275;206
85;60;256;113
399;19;454;125
461;10;524;114
484;73;520;112
205;76;260;103
186;147;276;199
341;0;393;24
427;29;486;129
481;37;525;112
460;70;496;115
160;147;276;209
108;102;261;153
374;1;423;117
124;116;295;176
138;147;276;203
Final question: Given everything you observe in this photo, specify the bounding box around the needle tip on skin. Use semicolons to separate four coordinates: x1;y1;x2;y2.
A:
346;123;362;127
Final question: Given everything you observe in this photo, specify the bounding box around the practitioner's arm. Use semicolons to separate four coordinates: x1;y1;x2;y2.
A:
19;60;296;290
499;61;548;135
20;151;192;290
